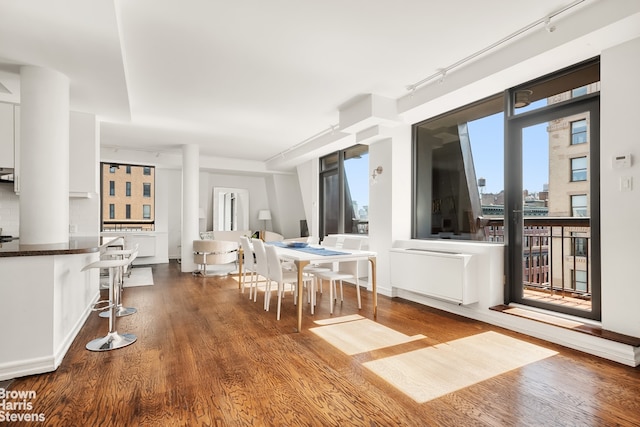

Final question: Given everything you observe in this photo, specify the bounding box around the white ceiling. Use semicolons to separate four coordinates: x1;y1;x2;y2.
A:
0;0;594;164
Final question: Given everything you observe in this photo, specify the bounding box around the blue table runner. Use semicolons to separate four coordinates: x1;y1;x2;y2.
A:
268;241;350;256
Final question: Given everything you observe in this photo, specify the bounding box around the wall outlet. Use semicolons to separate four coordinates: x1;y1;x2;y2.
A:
69;224;78;233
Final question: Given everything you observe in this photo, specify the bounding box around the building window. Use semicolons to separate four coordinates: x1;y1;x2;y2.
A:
571;119;587;145
109;166;117;173
101;163;155;231
319;145;369;237
571;157;587;182
572;232;588;257
571;194;588;217
573;269;588;292
572;86;588;98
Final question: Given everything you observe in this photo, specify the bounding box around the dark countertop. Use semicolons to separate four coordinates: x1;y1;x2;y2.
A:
0;236;119;258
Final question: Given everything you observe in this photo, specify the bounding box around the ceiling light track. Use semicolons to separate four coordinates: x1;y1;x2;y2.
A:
405;0;588;93
265;123;340;163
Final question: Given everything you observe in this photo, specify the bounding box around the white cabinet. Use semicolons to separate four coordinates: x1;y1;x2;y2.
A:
0;102;14;169
69;111;99;197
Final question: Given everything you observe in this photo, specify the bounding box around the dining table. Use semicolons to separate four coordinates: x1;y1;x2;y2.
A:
267;242;377;332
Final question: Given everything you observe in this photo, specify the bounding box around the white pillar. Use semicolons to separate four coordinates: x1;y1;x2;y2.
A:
181;144;199;272
19;66;69;245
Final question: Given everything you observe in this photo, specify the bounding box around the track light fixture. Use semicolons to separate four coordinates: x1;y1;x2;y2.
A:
405;0;584;93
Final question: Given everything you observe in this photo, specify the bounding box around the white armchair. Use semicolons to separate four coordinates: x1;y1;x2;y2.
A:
193;239;239;276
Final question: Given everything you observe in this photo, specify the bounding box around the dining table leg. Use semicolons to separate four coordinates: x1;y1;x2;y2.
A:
369;256;377;318
295;260;310;332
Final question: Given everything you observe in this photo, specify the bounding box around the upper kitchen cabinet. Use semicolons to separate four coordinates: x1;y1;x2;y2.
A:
69;111;99;197
0;102;15;170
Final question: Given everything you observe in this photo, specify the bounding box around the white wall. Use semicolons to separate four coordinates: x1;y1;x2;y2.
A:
600;36;640;338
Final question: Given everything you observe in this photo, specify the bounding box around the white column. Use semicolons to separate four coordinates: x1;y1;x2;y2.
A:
19;66;69;245
181;144;199;272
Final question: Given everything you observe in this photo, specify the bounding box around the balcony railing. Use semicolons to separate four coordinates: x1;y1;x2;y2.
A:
102;220;155;232
484;217;591;304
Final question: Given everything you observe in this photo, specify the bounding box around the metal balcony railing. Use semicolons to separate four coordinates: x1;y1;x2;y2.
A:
484;217;591;300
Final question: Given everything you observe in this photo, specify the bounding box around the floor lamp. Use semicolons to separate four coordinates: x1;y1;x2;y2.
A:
258;209;271;240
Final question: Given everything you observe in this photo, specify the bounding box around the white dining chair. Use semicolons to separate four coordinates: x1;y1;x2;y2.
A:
314;237;363;314
303;235;340;308
239;236;257;298
251;238;270;309
265;244;313;320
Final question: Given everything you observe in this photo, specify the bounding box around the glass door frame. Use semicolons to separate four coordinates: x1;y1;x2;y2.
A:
505;92;601;320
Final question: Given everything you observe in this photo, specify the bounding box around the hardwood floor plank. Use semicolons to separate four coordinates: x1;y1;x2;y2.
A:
4;261;640;426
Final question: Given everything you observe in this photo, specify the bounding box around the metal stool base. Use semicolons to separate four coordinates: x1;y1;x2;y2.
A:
86;332;137;352
99;306;137;318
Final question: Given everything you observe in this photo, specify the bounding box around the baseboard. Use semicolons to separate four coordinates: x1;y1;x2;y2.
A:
393;288;640;367
0;356;57;382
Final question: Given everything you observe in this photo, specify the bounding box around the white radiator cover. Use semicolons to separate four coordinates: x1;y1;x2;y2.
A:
390;248;478;305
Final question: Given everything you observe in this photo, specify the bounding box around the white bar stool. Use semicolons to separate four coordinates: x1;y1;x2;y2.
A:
82;258;137;351
99;248;138;318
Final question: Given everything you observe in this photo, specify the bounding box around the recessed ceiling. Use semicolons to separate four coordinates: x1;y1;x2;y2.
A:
0;0;596;164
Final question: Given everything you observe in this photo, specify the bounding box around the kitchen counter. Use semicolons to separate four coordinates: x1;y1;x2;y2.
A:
0;236;116;257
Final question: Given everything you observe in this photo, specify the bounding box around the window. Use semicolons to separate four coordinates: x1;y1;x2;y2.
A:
571;194;588;217
413;58;601;321
571;157;587;182
100;163;155;231
573;270;588;292
572;232;588;257
413;94;503;240
572;86;588;97
571;119;587;145
319;145;369;237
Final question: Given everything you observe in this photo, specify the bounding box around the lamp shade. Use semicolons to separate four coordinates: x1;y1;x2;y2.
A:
258;209;272;220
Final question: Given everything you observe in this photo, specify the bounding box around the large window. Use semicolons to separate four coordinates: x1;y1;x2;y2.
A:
413;94;503;239
101;163;155;231
319;145;369;238
412;57;601;320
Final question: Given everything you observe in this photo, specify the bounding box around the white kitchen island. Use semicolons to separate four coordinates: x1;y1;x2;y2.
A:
0;237;112;381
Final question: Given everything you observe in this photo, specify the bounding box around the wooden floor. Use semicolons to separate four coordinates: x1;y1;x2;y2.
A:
5;261;640;426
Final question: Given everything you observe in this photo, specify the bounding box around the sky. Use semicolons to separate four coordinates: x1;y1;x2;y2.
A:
468;101;549;195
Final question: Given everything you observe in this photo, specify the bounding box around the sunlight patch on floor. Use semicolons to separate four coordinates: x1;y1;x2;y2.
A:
310;318;426;355
363;330;558;403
